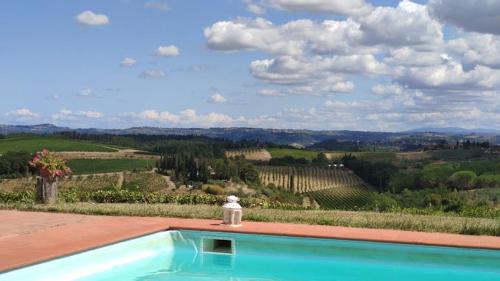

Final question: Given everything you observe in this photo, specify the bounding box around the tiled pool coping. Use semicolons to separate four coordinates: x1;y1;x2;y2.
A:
0;210;499;272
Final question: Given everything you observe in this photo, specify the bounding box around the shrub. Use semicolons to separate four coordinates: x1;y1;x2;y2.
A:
365;193;399;212
202;184;226;195
473;174;500;189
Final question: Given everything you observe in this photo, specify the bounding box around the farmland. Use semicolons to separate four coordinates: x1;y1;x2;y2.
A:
0;136;116;154
225;148;272;161
257;166;366;193
257;165;372;209
325;151;396;163
67;159;154;175
267;148;319;160
268;148;397;163
307;186;373;210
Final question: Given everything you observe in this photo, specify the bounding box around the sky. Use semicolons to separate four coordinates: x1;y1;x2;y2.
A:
1;0;500;131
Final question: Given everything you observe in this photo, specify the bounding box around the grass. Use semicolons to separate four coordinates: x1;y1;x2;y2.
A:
67;159;153;174
0;136;116;154
1;202;498;235
268;148;319;160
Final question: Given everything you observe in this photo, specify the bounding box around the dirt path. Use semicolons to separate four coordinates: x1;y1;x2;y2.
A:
116;172;124;188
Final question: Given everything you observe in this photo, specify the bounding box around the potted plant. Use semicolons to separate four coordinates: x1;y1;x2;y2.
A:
30;149;71;204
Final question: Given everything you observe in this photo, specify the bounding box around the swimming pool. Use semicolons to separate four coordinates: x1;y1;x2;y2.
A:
1;230;499;281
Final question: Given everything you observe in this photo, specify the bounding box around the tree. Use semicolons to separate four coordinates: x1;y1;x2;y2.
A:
312;152;329;166
421;163;455;188
389;170;421;193
238;161;260;183
447;170;477;190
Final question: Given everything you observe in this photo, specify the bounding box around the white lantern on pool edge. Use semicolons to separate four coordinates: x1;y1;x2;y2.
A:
223;195;242;226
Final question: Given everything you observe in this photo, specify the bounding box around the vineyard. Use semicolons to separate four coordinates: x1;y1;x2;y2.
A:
225;148;272;161
307;186;372;210
257;166;373;210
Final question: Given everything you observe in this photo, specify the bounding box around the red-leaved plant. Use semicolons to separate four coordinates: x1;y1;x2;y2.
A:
29;149;72;180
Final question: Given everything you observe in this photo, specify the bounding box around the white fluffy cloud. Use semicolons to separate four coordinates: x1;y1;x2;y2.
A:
120;57;137;67
5;108;39;119
208;93;227;103
250;55;384;86
155;45;180;57
204;17;366;56
395;58;500;90
359;0;443;47
428;0;500;35
448;33;500;69
76;11;109;26
384;47;445;67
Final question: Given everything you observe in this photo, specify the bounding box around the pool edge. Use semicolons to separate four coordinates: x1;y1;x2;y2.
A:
0;210;499;273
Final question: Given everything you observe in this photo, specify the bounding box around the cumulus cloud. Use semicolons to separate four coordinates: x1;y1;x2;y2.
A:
140;69;166;78
208;93;227;103
145;1;169;11
198;0;500;130
250;55;385;84
384;47;445;67
448;33;500;69
5;108;39;119
428;0;500;35
76;11;109;26
155;45;180;57
359;0;443;47
204;17;366;56
395;58;500;90
120;57;137;67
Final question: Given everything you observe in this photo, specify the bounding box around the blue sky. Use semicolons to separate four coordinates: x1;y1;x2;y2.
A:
1;0;499;131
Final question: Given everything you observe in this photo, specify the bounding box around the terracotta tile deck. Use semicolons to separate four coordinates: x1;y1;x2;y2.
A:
0;210;499;272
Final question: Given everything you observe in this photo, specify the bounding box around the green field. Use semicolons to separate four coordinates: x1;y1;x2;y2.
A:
268;148;396;163
0;136;116;154
268;148;319;160
326;151;396;163
67;159;153;174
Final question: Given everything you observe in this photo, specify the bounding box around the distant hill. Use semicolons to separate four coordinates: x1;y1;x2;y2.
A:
1;124;499;145
0;124;400;145
0;124;70;134
407;127;500;135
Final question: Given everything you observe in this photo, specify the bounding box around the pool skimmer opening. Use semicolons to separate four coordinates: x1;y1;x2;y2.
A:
201;237;235;255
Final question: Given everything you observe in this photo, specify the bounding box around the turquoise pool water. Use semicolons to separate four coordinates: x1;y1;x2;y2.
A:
1;230;499;281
